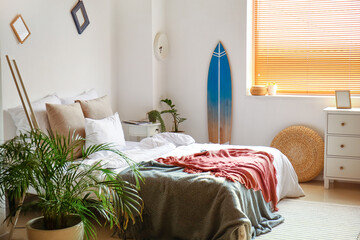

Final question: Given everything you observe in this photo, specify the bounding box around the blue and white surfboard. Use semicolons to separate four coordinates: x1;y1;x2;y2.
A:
207;42;232;144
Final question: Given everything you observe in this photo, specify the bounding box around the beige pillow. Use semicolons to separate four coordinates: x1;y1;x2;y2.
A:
46;102;85;158
76;95;113;120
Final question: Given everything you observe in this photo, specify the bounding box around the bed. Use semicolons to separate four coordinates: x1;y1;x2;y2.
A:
5;91;304;240
82;134;304;240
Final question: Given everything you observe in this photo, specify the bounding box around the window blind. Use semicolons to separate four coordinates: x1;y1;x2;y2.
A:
254;0;360;95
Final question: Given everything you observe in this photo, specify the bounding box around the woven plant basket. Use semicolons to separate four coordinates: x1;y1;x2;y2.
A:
270;125;324;182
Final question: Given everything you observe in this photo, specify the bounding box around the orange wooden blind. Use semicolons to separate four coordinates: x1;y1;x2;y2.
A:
254;0;360;95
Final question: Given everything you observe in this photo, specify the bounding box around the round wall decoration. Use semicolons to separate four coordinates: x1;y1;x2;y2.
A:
270;125;324;182
154;32;169;60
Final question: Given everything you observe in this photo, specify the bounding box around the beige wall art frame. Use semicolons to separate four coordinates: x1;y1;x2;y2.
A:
335;90;352;109
11;15;31;44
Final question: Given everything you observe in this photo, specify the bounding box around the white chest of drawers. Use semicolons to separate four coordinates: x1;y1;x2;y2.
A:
324;107;360;188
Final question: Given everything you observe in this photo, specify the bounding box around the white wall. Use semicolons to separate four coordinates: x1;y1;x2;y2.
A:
152;0;168;110
114;0;170;125
165;0;360;145
0;0;116;139
114;0;153;121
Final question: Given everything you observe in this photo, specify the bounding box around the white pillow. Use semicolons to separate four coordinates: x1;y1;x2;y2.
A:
60;89;98;104
8;94;62;135
149;132;195;147
84;112;126;158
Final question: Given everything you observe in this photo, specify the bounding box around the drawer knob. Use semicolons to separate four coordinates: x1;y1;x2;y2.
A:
341;122;345;126
340;166;344;170
340;144;345;148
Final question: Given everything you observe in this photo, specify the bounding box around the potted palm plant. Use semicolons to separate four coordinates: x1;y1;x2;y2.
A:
160;98;186;132
0;130;143;240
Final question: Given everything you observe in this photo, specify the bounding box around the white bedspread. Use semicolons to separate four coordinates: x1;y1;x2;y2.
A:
84;133;304;201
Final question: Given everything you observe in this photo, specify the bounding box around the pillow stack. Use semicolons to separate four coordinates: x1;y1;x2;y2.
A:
80;96;126;158
8;89;99;135
77;95;126;157
45;95;114;141
8;89;126;159
47;94;125;158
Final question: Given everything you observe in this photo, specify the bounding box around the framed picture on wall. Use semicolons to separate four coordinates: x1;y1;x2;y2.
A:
71;0;90;34
335;90;352;109
10;15;31;44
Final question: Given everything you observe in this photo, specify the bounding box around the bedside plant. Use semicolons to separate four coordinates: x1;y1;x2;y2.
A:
161;98;186;132
0;130;143;240
147;110;166;132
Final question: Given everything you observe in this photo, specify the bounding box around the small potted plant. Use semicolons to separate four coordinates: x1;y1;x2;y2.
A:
0;130;143;240
161;98;186;132
147;110;166;132
267;82;277;95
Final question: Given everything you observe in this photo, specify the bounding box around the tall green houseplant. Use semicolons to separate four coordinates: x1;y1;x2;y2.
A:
161;98;186;132
0;130;143;240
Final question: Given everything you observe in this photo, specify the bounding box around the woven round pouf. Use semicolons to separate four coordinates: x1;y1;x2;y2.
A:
270;125;324;182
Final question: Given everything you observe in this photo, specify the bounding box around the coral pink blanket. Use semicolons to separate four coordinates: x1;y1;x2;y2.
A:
157;148;278;210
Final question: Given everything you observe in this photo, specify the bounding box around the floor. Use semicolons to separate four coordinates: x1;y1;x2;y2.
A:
299;180;360;206
2;180;360;240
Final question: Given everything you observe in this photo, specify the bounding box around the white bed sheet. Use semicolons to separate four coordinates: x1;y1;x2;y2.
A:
123;140;141;150
82;140;177;171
